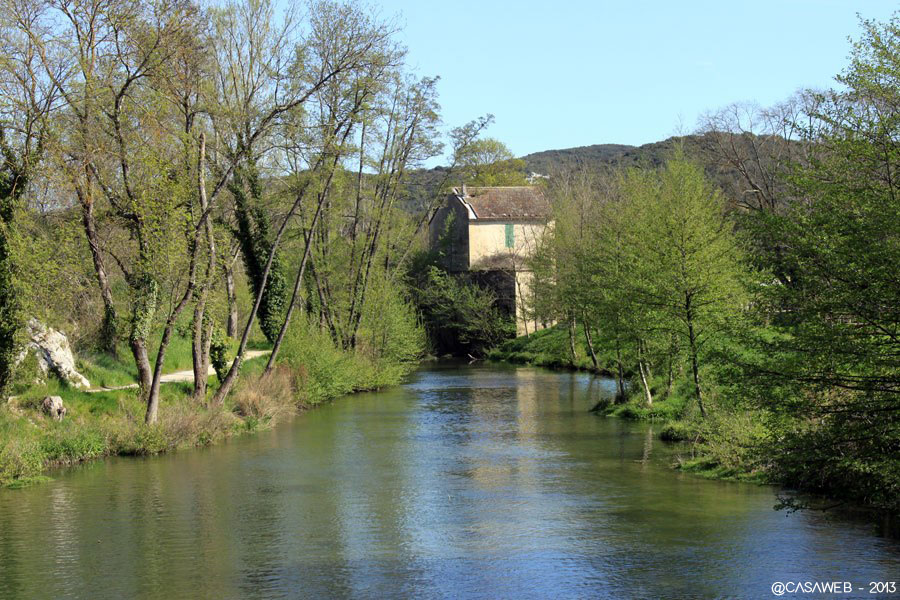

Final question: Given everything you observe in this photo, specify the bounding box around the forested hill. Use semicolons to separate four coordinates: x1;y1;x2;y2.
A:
521;143;637;174
408;132;787;214
521;134;737;175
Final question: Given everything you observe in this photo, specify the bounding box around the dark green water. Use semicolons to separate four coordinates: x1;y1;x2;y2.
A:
0;363;897;599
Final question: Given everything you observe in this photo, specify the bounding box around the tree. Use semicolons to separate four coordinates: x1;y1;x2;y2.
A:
210;0;406;405
229;158;287;345
622;153;748;416
750;15;900;510
0;0;57;395
456;138;527;186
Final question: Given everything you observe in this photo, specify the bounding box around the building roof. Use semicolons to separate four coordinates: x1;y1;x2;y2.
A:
452;186;550;221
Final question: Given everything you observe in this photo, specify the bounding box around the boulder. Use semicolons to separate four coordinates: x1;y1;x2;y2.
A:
21;319;91;389
41;395;66;420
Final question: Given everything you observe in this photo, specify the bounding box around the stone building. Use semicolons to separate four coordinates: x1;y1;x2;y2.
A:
428;185;551;336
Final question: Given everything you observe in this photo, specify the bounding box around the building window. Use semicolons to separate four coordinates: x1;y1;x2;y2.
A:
505;223;514;248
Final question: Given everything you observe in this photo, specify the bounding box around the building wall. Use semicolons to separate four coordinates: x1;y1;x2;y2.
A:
467;221;549;337
514;270;542;337
429;198;551;338
428;199;470;272
467;221;546;270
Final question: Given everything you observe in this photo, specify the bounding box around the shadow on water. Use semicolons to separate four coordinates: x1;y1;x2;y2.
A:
0;362;897;599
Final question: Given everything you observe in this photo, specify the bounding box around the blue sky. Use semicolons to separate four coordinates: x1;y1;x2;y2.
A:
371;0;897;164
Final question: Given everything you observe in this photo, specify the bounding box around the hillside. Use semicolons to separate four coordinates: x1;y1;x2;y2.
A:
408;132;783;215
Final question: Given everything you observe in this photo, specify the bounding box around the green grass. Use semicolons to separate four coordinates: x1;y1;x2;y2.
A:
603;393;690;421
487;324;617;372
1;323;412;489
676;456;768;483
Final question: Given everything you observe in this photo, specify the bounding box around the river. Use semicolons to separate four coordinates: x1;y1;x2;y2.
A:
0;362;897;599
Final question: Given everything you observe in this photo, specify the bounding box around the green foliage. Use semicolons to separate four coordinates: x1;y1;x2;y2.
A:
0;222;20;396
0;437;45;487
209;327;231;382
0;132;30;397
456;138;528;186
357;272;425;383
740;15;900;511
230;158;287;344
40;426;107;463
411;264;514;356
277;319;372;404
604;391;689;422
128;275;160;344
659;421;693;442
488;324;611;371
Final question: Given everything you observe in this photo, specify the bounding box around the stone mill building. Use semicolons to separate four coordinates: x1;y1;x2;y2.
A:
428;185;552;336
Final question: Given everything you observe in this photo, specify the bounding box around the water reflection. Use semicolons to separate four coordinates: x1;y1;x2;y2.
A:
0;363;897;599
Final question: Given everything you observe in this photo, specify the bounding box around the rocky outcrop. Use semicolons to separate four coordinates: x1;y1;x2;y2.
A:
41;395;66;420
20;319;91;389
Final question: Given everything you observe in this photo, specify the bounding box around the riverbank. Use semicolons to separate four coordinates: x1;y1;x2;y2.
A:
488;325;767;484
0;327;417;489
487;324;613;373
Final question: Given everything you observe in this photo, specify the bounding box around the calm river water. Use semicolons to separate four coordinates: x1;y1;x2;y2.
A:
0;362;897;599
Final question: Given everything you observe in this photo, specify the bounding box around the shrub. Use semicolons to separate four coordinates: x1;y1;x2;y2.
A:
40;426;107;463
0;437;45;486
659;421;694;442
278;321;366;404
232;366;295;422
209;327;231;382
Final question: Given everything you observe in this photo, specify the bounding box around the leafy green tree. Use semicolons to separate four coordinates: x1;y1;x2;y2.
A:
0;1;55;396
0;134;28;396
229;157;287;345
622;153;749;416
411;265;514;356
457;138;528;186
749;15;900;510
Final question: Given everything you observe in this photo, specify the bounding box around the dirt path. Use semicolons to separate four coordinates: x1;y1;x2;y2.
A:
85;350;271;393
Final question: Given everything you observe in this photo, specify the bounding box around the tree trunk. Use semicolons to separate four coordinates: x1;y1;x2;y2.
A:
224;255;238;338
582;316;599;370
191;304;204;399
615;337;626;402
191;134;215;401
637;340;653;406
567;315;577;364
665;354;674;399
685;293;706;418
130;337;152;403
79;189;118;356
211;176;311;405
145;320;180;425
688;326;705;418
144;136;210;423
265;186;328;374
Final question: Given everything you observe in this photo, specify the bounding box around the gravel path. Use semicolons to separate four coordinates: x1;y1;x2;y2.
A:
85;349;271;393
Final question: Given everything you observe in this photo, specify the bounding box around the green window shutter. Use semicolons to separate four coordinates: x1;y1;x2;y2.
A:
505;223;514;248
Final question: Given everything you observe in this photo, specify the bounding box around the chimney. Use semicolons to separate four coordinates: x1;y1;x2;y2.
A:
461;183;467;197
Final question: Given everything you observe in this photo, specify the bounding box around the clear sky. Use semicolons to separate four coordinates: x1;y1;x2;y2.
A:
371;0;897;163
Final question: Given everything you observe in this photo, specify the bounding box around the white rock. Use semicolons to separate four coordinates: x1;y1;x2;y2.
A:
23;319;91;389
41;395;66;420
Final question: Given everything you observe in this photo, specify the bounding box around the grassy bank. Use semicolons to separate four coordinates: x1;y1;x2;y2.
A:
0;326;417;489
488;326;767;484
487;324;615;373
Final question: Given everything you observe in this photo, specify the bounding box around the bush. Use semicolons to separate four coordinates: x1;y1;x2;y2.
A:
659;421;694;442
411;264;514;356
0;437;45;486
275;319;402;405
40;426;107;463
209;327;231;382
232;366;295;422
